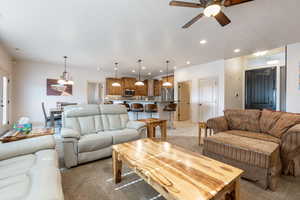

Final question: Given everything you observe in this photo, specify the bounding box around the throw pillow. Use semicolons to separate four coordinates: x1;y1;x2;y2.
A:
269;113;300;138
260;109;283;134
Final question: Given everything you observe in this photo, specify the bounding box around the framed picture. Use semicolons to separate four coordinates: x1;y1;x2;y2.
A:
47;79;72;96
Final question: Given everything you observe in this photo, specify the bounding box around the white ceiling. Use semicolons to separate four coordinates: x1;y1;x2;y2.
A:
0;0;299;77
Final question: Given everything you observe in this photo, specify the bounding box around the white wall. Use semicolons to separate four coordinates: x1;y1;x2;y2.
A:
224;57;245;110
174;60;225;122
0;44;13;134
287;43;300;113
12;60;112;125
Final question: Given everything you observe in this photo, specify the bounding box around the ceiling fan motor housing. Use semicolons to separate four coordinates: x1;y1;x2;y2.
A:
205;0;222;7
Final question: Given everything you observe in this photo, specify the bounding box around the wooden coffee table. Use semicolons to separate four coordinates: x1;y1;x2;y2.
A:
0;128;54;143
138;118;167;140
112;139;243;200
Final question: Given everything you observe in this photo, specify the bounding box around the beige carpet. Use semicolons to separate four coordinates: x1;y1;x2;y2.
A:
61;136;300;200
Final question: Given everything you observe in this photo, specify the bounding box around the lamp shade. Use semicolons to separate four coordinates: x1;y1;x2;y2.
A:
162;81;172;87
134;81;144;86
112;82;121;87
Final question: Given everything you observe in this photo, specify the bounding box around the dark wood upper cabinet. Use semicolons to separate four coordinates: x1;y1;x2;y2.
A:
162;75;174;88
135;80;148;96
153;79;161;96
106;78;122;95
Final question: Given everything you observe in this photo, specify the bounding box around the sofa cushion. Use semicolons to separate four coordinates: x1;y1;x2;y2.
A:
269;113;300;138
260;109;283;134
225;130;281;144
77;116;96;135
0;149;63;200
204;132;280;169
106;129;140;144
224;109;261;132
78;134;113;153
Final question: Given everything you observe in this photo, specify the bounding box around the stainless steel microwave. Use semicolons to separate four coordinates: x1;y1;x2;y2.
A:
124;89;135;96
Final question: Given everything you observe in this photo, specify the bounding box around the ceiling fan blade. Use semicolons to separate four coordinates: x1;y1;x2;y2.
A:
182;13;204;29
223;0;254;7
169;1;203;8
214;11;231;26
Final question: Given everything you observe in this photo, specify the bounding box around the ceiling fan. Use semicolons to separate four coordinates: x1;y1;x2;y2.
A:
169;0;254;28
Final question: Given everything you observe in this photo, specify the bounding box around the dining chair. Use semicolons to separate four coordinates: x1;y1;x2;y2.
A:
42;102;61;127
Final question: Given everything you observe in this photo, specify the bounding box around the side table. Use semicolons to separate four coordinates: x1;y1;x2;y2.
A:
0;128;54;143
138;118;167;140
198;122;213;145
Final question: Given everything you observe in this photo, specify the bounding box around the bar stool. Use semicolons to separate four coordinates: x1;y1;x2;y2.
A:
131;103;144;120
163;103;177;129
118;103;131;112
144;104;158;118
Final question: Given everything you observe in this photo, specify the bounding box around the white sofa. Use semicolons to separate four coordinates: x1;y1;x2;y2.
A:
61;104;146;168
0;135;64;200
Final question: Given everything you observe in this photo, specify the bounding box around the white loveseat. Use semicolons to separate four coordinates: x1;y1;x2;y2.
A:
61;104;146;168
0;135;64;200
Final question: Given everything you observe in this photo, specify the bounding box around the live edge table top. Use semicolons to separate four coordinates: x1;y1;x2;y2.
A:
112;138;243;200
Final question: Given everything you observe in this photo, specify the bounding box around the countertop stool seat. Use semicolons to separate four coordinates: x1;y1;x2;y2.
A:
144;104;158;118
163;103;177;129
131;103;144;120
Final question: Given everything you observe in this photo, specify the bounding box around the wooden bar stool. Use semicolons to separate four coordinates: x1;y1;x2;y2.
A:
131;103;144;120
163;103;177;129
144;104;158;118
198;121;213;145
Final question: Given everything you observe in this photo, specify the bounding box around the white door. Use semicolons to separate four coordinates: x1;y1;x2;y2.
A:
199;78;218;122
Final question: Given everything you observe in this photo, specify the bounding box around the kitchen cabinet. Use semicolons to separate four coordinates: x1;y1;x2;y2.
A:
135;80;148;96
153;79;161;96
121;77;136;91
106;78;122;95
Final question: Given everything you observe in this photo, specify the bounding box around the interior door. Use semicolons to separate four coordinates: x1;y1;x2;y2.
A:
87;82;102;104
199;78;218;122
177;81;190;121
245;67;276;110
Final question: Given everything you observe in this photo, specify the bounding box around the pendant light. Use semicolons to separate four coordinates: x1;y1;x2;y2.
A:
135;59;144;86
58;56;74;85
162;60;172;87
112;62;121;87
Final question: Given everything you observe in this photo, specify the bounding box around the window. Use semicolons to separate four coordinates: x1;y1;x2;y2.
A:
0;75;9;126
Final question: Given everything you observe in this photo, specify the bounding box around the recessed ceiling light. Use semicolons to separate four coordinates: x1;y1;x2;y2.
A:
234;49;240;53
159;70;163;73
97;67;101;71
186;61;191;65
132;70;136;73
267;60;279;65
141;66;146;70
200;40;207;44
148;72;152;75
253;50;268;57
114;67;118;70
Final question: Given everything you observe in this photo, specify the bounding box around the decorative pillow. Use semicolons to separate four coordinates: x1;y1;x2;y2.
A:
260;109;283;134
224;109;261;132
269;113;300;138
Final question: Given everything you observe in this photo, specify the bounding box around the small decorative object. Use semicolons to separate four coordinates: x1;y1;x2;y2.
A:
47;79;72;96
13;123;32;133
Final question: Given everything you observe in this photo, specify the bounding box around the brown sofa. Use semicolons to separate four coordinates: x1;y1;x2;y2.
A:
203;109;300;190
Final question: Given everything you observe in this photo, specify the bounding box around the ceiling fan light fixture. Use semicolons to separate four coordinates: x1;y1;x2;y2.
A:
203;4;221;17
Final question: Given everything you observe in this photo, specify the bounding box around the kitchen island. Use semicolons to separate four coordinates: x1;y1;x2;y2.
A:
111;99;176;121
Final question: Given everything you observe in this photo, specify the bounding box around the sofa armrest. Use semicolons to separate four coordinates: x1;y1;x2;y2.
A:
61;128;80;139
0;135;55;161
207;116;229;134
127;121;146;130
281;124;300;176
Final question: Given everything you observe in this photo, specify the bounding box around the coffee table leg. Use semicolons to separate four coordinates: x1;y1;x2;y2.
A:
233;177;240;200
113;150;122;184
161;121;167;141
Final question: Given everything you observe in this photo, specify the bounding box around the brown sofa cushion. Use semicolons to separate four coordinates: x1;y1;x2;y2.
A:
260;109;283;134
269;113;300;138
224;109;261;132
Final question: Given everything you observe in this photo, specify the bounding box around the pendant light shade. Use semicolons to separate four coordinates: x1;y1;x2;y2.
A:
135;59;144;86
58;56;74;85
162;60;172;87
112;62;121;87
